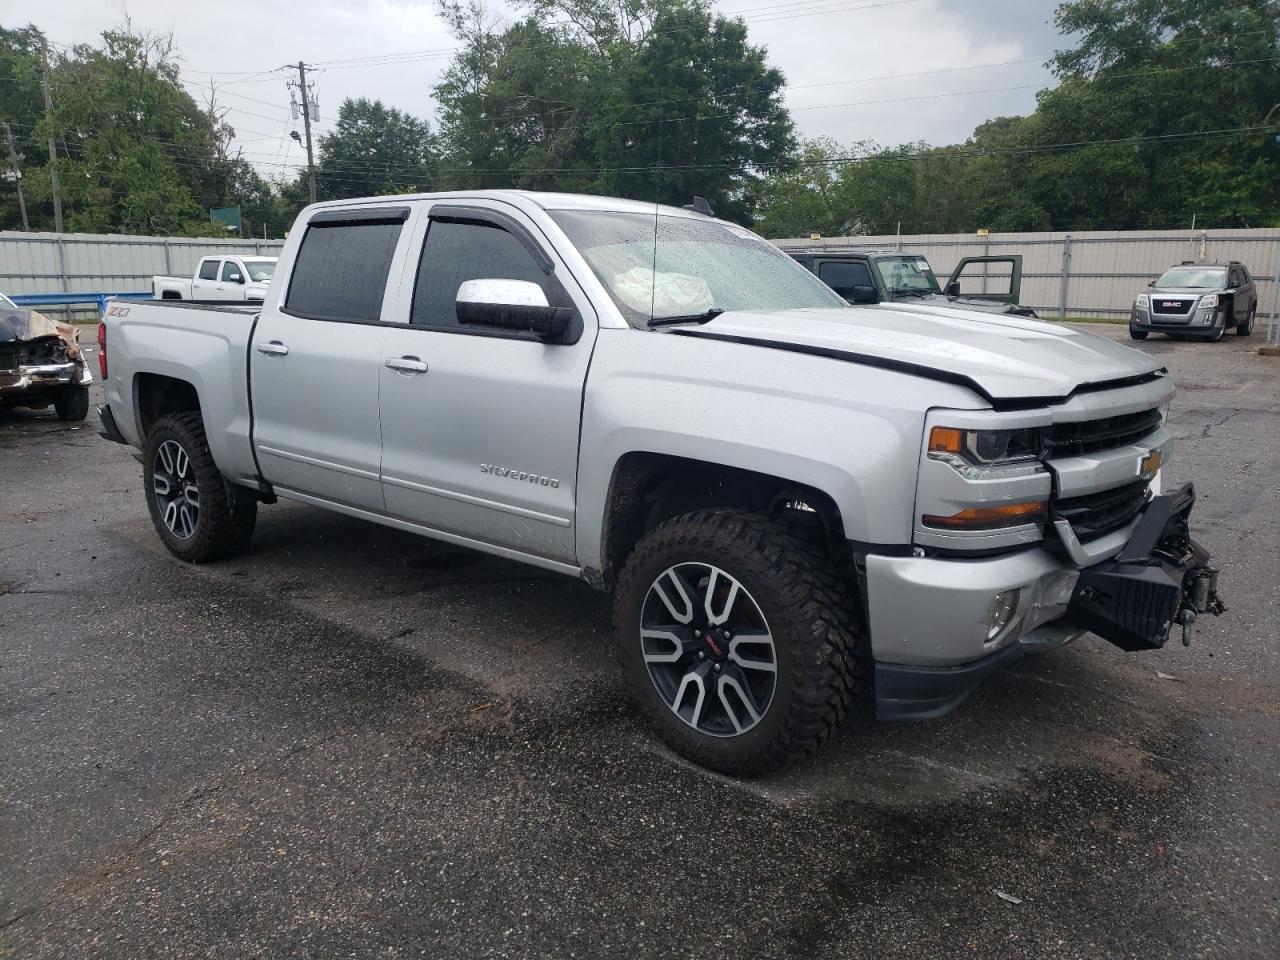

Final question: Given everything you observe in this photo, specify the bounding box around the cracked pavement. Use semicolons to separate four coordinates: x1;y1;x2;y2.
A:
1;324;1278;958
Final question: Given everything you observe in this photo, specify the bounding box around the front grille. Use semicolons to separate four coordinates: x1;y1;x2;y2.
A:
1151;297;1196;315
1045;408;1162;458
1053;480;1150;542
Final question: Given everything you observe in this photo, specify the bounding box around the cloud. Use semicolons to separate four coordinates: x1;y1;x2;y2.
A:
27;0;1064;174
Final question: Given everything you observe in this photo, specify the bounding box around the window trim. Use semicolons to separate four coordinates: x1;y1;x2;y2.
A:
404;208;581;344
309;206;411;227
428;205;555;276
280;210;408;324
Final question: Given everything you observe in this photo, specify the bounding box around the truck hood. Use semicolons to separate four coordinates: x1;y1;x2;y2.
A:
890;294;1034;316
1;305;81;358
1149;287;1215;297
676;305;1164;405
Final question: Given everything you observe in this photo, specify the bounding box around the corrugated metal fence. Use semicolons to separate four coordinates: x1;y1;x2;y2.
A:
775;228;1280;330
4;226;1280;334
0;230;286;320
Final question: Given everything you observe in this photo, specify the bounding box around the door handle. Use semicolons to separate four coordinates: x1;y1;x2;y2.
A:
256;340;289;357
385;355;428;374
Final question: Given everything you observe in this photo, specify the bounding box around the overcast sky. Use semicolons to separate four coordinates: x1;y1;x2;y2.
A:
14;0;1068;178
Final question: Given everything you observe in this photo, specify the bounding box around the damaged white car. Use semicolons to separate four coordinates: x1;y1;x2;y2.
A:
1;294;93;421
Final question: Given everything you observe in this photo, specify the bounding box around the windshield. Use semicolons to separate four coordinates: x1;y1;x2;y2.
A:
1155;266;1224;289
874;255;940;296
550;209;845;326
243;260;276;283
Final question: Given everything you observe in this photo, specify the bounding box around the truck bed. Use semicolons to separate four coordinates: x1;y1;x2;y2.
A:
103;297;261;486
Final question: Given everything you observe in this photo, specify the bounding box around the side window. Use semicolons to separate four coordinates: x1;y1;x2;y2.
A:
817;260;872;295
285;216;404;322
410;218;565;331
197;259;219;281
221;260;243;282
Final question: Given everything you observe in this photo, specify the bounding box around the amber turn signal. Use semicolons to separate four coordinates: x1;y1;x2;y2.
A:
922;499;1047;531
927;426;965;454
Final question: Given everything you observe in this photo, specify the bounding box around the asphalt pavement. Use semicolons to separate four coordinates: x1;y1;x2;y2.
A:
2;324;1277;959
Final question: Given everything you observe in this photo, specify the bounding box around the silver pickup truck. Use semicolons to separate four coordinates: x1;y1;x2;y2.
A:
96;191;1225;775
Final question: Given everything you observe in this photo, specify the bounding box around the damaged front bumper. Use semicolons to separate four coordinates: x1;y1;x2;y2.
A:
1068;482;1224;650
872;482;1225;719
0;359;92;403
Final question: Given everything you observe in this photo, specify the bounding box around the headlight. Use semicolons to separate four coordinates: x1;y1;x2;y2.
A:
1198;294;1218;308
1136;294;1149;308
927;426;1045;479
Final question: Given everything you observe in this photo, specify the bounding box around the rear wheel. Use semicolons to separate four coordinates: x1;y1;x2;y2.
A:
614;510;863;776
1236;306;1255;337
54;383;89;421
144;412;256;563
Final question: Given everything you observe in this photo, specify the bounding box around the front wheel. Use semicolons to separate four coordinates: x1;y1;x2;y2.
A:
143;412;256;563
54;383;89;421
613;510;864;776
1236;307;1255;337
1129;327;1149;340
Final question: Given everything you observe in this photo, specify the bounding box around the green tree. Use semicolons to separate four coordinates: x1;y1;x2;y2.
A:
312;97;438;200
434;0;795;222
750;138;846;238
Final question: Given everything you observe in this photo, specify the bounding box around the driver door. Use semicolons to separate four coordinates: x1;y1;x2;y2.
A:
946;255;1024;304
376;201;598;566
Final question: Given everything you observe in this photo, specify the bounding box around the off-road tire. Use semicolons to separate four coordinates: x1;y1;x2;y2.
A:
1129;328;1148;340
144;412;257;563
54;383;90;421
1236;307;1255;337
613;510;864;776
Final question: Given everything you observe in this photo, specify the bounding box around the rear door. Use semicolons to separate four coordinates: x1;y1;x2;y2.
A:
376;200;597;565
250;206;411;511
190;258;220;299
946;255;1023;304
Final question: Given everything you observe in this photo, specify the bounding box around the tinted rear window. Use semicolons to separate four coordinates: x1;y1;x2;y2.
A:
198;259;219;280
818;260;872;293
285;220;403;322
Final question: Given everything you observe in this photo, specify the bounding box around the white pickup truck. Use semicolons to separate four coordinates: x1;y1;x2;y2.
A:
152;255;277;302
97;190;1225;775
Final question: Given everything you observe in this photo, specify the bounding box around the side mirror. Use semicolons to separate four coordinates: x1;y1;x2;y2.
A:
229;273;244;284
1147;280;1155;287
844;284;878;304
944;280;961;298
456;278;576;341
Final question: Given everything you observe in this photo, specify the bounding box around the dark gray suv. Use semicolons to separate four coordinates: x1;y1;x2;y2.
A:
1130;261;1258;341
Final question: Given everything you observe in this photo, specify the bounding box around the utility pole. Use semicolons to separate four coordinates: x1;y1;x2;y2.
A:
3;121;30;231
292;61;317;205
38;34;63;233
